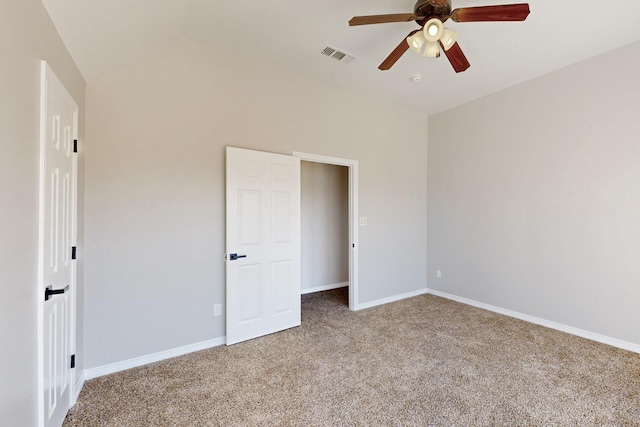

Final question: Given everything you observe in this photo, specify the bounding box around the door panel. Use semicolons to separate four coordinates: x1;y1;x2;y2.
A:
239;190;262;245
272;192;292;243
239;264;262;323
226;147;300;345
272;260;293;314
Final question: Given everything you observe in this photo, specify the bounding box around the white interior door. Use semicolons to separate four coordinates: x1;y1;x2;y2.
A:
39;62;77;427
226;147;301;345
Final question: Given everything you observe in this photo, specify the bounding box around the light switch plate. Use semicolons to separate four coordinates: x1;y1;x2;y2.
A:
359;217;367;226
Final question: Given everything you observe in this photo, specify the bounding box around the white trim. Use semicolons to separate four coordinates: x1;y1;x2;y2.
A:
37;59;47;427
83;337;226;380
293;151;359;311
354;288;429;311
293;152;356;168
427;289;640;354
72;373;85;405
68;105;79;411
301;282;348;295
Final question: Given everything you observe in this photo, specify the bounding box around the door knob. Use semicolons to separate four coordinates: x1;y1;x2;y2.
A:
229;253;247;261
44;285;69;301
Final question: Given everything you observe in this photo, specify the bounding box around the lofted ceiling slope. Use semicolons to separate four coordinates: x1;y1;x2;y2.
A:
42;0;640;115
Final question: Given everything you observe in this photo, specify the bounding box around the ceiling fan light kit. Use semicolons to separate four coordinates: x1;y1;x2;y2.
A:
349;0;530;73
408;18;457;58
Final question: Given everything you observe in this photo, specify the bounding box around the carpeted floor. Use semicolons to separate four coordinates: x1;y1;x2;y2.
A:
64;289;640;426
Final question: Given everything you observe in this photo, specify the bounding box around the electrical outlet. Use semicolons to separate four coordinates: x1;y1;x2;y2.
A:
436;270;442;279
213;304;222;317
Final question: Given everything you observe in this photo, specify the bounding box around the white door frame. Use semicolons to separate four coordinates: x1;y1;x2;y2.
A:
37;61;78;427
293;152;358;311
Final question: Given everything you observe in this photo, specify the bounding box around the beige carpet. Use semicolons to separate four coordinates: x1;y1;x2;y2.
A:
65;289;640;426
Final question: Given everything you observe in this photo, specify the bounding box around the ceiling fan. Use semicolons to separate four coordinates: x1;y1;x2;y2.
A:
349;0;530;73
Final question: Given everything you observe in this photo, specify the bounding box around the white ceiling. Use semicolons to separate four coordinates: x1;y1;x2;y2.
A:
42;0;640;115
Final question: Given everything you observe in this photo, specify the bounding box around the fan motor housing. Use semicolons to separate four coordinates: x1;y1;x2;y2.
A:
414;0;452;25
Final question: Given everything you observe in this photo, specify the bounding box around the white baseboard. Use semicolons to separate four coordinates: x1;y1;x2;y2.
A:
355;288;429;311
301;281;348;295
427;289;640;354
83;337;226;380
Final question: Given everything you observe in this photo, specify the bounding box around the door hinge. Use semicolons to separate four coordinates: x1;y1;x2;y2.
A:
70;354;76;369
73;139;78;153
71;246;77;260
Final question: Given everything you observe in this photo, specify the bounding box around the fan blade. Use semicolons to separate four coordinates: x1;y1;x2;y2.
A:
450;4;530;22
349;13;418;26
379;30;418;71
440;41;470;73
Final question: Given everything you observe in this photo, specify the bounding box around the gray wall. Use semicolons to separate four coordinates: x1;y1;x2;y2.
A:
301;162;349;292
84;37;428;369
0;0;85;424
428;41;640;346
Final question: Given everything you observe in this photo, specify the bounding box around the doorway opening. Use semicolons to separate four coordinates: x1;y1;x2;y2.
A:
293;152;358;310
300;162;348;306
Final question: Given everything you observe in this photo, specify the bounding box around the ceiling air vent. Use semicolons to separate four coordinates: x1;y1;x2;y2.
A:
321;46;355;64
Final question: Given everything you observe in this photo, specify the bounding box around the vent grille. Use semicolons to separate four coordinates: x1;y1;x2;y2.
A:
322;47;336;57
321;46;355;64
